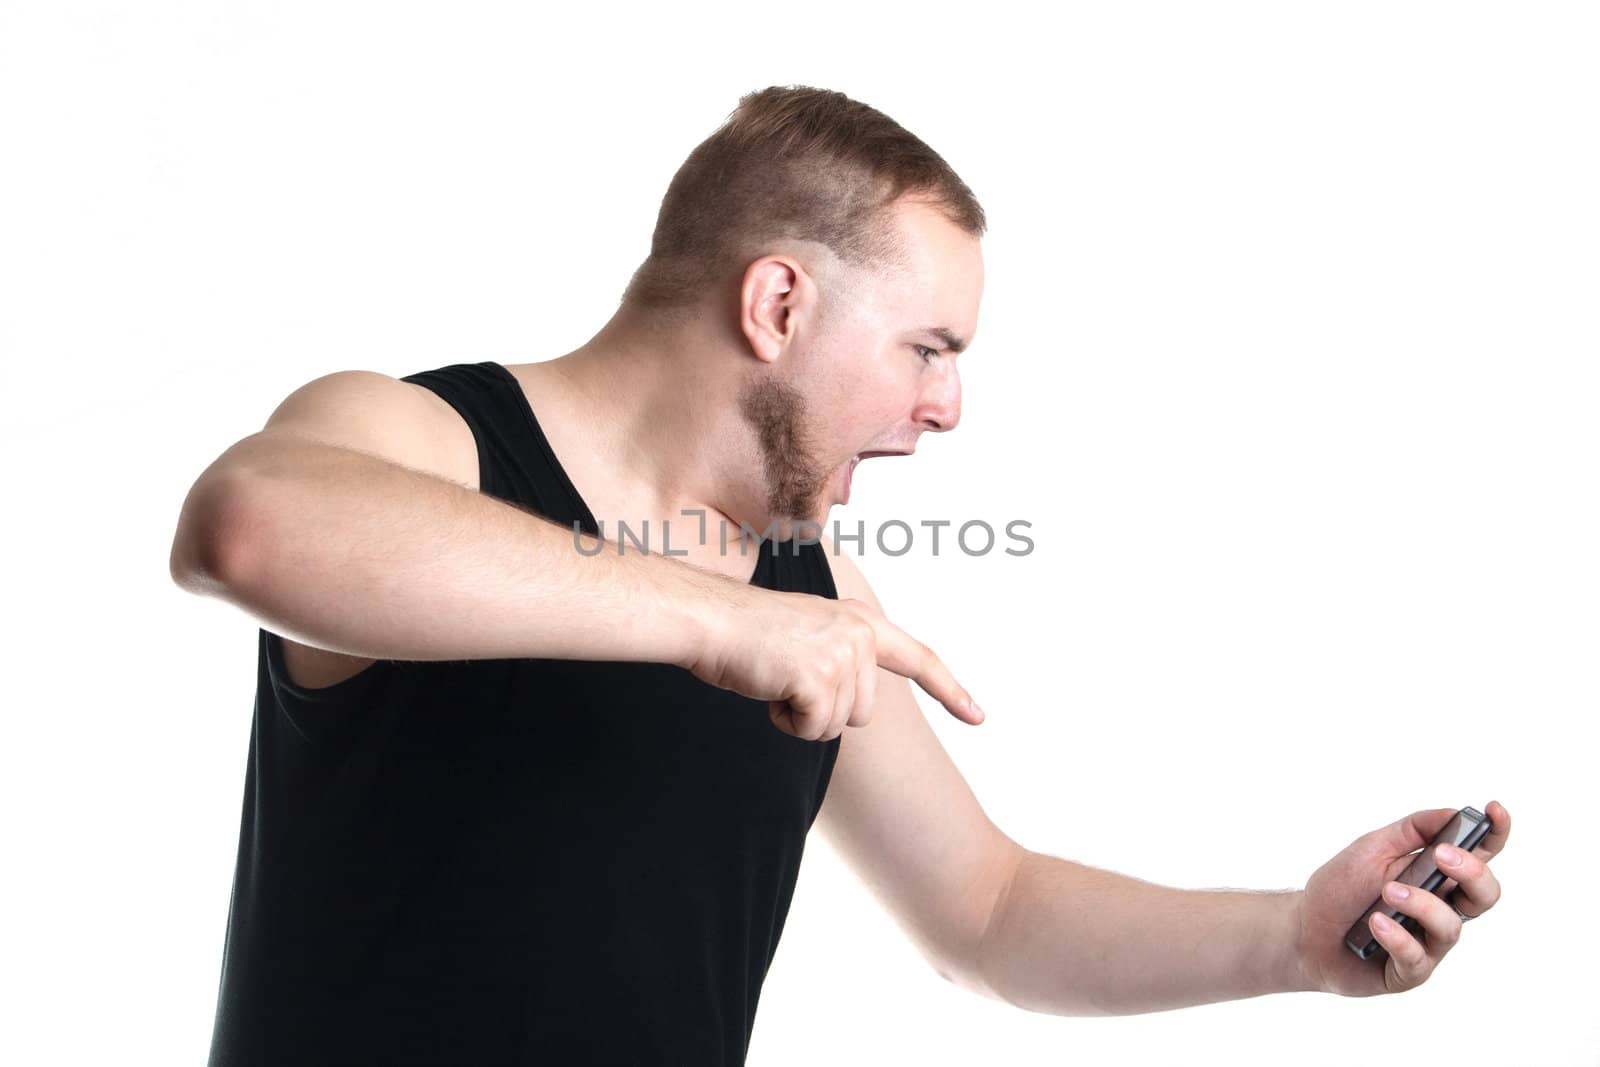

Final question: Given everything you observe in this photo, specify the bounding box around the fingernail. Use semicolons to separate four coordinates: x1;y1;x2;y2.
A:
1371;912;1393;931
1437;844;1461;867
970;702;985;722
1384;882;1409;902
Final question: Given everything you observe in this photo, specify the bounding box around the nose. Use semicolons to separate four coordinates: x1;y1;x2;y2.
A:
913;362;962;433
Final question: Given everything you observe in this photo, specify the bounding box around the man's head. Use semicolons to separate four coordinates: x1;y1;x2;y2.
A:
622;85;985;317
730;193;984;533
618;86;986;537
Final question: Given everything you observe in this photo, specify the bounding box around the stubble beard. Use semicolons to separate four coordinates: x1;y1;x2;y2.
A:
737;376;832;532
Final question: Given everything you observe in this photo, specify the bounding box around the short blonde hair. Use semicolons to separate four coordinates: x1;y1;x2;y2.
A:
622;85;986;312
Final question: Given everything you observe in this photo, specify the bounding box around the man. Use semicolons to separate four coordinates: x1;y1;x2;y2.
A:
170;85;1510;1065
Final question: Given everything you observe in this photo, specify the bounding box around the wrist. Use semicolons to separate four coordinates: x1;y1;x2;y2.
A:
1279;889;1322;994
660;555;745;673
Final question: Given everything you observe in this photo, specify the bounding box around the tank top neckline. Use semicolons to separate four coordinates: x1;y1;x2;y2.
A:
482;359;773;588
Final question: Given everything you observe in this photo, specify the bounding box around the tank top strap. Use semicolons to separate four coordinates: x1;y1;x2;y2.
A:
399;361;600;537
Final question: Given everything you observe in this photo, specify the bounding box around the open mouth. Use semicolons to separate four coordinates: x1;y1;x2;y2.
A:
843;448;914;503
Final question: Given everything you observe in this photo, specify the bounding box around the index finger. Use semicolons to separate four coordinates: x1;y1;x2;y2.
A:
870;616;984;724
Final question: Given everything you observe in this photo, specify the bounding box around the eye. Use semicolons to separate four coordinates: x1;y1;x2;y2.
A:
913;344;940;363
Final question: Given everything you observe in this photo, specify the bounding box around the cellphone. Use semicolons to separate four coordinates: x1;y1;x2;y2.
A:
1344;805;1493;960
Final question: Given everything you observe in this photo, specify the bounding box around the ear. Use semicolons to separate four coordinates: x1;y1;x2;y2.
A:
739;254;813;364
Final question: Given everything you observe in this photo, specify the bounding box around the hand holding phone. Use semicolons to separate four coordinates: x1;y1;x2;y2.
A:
1344;805;1494;960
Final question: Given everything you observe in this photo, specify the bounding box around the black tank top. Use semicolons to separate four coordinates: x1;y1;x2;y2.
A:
207;361;842;1066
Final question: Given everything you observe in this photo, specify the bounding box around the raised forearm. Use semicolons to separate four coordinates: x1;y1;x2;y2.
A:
975;850;1316;1015
176;434;736;668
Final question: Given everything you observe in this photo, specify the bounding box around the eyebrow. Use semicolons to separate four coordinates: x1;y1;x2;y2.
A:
918;326;968;354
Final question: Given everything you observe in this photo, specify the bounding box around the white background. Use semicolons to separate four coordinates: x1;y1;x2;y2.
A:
2;2;1595;1064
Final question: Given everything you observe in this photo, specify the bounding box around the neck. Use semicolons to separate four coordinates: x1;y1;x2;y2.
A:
538;300;781;548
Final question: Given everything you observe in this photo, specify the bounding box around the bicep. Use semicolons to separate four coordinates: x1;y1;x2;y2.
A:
813;543;1025;988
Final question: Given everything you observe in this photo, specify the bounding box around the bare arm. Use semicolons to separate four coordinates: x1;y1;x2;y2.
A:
812;538;1305;1011
168;370;738;669
975;852;1311;1015
169;370;978;734
174;431;744;668
974;803;1517;1012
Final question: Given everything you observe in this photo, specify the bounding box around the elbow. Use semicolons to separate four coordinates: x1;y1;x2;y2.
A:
960;850;1127;1019
169;469;262;596
941;844;1030;1008
933;958;1008;1006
